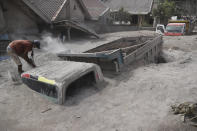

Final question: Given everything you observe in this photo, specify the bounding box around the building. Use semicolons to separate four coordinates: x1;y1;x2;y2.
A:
103;0;154;27
0;0;109;40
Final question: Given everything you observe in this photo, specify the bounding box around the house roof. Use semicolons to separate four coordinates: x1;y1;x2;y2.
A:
21;0;100;37
54;20;99;38
22;0;109;23
81;0;109;20
22;0;68;23
104;0;153;15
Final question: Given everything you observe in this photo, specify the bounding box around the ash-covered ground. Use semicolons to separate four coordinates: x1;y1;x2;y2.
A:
0;31;197;131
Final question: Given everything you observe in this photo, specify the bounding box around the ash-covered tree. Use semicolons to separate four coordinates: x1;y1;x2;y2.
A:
153;0;181;24
110;7;132;24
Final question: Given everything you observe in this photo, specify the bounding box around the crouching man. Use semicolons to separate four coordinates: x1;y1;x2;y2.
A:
7;40;40;74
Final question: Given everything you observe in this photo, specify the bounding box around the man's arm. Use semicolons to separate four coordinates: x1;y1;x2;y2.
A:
20;41;36;67
20;52;36;68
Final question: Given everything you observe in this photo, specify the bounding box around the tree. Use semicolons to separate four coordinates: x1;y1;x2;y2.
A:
153;0;179;24
110;7;132;24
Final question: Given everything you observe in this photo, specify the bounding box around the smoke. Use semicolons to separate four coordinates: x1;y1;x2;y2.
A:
41;33;70;53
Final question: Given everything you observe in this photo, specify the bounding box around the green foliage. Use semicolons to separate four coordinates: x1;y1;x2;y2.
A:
153;0;177;20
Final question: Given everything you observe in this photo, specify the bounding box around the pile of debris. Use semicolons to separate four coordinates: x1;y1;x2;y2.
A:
171;102;197;126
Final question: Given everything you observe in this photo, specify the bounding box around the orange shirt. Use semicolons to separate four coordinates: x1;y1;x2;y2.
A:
9;40;33;56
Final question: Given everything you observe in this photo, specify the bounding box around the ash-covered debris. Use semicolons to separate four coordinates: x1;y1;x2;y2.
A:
171;102;197;126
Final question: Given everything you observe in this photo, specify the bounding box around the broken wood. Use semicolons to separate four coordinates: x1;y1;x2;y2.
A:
41;108;52;113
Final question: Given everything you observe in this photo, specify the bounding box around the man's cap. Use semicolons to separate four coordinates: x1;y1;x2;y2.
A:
32;40;40;49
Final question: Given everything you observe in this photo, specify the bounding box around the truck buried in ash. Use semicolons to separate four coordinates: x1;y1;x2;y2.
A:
21;61;104;105
156;19;195;36
21;34;163;104
58;35;163;72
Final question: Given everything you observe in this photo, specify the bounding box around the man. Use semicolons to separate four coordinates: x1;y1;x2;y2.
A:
7;40;40;74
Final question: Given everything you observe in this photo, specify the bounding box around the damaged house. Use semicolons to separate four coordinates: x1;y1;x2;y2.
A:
103;0;154;27
0;0;109;41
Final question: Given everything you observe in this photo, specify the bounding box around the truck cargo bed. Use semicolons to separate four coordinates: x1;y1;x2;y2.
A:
58;35;163;72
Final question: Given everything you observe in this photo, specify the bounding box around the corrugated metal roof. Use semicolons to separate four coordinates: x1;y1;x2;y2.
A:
81;0;109;20
22;0;67;23
104;0;153;15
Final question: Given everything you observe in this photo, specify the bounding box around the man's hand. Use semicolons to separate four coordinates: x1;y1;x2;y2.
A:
20;54;36;68
29;58;36;68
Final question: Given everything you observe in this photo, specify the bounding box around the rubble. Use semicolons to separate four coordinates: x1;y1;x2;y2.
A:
171;102;197;126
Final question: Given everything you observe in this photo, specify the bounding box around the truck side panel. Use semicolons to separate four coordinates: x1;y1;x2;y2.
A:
58;36;163;72
124;36;162;65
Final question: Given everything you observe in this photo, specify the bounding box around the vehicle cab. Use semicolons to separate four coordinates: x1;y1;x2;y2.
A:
156;24;166;35
21;61;104;105
165;23;186;36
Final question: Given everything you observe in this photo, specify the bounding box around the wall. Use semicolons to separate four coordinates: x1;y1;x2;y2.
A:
56;2;70;21
70;0;85;22
56;0;86;22
98;9;111;24
86;21;139;33
3;0;38;38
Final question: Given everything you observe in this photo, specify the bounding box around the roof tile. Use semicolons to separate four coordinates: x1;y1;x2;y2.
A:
23;0;66;22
